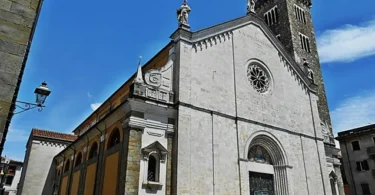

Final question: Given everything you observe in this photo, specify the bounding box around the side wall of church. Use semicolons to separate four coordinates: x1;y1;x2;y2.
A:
19;139;67;195
175;21;330;195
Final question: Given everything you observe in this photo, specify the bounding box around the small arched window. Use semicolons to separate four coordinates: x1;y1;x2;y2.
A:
64;160;70;173
107;128;120;149
147;153;160;182
74;153;82;167
89;142;98;159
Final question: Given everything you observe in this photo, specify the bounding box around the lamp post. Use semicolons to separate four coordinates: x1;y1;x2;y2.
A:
14;81;51;114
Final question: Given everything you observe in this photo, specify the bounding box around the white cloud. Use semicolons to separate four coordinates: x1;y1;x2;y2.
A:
331;90;375;133
317;18;375;63
6;128;29;143
90;103;102;111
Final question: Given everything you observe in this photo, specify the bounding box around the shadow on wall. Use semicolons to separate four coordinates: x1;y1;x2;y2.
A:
41;160;56;195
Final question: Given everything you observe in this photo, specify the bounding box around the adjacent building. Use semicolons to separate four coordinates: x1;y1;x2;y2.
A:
336;124;375;195
0;0;45;156
0;156;23;195
17;129;76;195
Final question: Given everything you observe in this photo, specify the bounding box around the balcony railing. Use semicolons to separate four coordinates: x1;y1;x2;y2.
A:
367;146;375;156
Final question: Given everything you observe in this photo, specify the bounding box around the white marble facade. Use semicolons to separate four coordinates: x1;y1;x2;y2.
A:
132;14;333;195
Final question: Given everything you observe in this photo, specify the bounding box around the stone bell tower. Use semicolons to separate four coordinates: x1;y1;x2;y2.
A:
253;0;334;144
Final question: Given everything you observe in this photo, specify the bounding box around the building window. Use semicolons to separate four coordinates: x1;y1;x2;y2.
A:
361;183;371;195
352;141;361;151
356;160;369;171
64;160;70;173
107;128;121;149
247;63;271;94
264;6;278;26
294;5;306;24
74;152;82;167
147;154;160;182
5;176;14;185
89;142;99;159
373;137;375;144
299;33;311;53
57;169;61;177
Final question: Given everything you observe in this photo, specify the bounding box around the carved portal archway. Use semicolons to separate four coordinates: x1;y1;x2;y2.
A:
247;134;289;195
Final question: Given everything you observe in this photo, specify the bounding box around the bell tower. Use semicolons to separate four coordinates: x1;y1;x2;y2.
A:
254;0;334;142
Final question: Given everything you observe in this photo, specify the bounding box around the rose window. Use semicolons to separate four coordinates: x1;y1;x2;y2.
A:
247;64;270;93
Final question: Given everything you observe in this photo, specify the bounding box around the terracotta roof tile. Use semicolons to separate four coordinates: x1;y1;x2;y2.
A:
32;128;77;142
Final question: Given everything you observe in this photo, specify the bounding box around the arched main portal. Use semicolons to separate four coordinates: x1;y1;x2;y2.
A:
247;134;288;195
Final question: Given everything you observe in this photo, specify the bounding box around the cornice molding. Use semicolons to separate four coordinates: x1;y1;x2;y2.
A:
123;116;174;134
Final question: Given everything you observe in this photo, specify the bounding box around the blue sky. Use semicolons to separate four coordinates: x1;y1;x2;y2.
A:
3;0;375;160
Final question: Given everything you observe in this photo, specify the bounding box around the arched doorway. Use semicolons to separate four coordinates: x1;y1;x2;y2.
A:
246;134;288;195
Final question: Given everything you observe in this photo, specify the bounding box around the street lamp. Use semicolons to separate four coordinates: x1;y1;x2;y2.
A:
14;81;51;114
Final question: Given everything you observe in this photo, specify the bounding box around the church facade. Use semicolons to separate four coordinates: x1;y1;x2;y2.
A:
37;1;340;195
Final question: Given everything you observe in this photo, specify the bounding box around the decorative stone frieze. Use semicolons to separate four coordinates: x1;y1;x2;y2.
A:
192;31;233;52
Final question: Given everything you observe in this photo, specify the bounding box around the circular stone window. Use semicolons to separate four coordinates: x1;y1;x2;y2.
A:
247;63;271;93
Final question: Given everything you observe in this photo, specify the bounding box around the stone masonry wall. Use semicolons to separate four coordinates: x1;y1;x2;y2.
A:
256;0;333;133
0;0;42;148
124;129;142;195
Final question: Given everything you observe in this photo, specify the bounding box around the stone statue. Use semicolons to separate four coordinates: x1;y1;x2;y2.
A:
247;0;255;13
177;0;191;27
303;58;314;83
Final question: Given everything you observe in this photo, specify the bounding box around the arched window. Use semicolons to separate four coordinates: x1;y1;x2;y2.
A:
107;128;120;149
64;160;70;173
74;153;82;167
147;153;160;182
88;142;98;159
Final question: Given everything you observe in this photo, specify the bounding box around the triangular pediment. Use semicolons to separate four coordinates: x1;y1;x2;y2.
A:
142;141;168;154
170;13;317;92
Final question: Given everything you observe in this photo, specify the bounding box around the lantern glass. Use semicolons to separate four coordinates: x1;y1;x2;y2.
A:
34;82;51;106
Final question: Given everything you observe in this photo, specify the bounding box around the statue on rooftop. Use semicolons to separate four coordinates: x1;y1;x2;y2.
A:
247;0;256;14
177;0;191;27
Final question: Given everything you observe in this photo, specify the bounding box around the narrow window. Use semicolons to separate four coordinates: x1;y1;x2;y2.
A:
89;142;99;159
268;12;272;25
352;141;361;151
265;14;269;26
147;154;160;182
361;183;370;195
302;11;306;24
362;160;369;170
5;176;14;185
300;34;304;50
57;169;61;177
356;161;362;171
272;9;276;24
107;128;121;149
294;6;298;20
64;160;70;173
306;38;311;53
373;137;375;144
74;152;82;167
